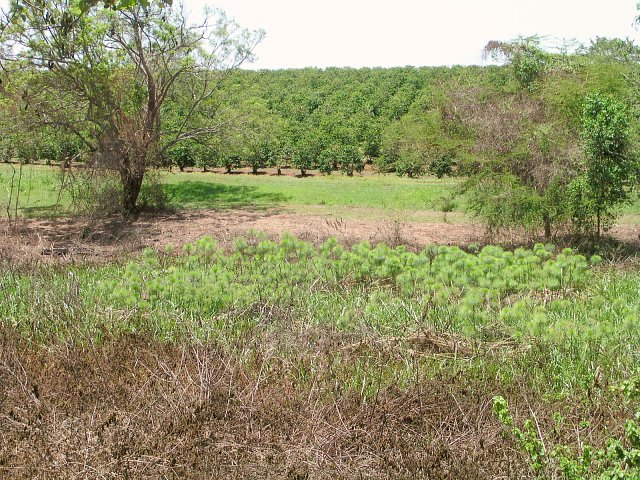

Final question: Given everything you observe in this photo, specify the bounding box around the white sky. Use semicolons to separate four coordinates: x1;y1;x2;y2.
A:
187;0;640;69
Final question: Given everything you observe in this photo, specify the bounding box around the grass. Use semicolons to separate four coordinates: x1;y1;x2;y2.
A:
0;164;459;218
161;170;458;212
2;234;640;477
1;234;635;395
2;164;640;230
0;163;69;218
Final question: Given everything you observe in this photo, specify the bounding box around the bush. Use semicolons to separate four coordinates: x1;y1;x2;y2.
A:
338;144;364;176
493;388;640;479
576;93;636;236
317;149;334;175
395;150;425;178
430;154;455;178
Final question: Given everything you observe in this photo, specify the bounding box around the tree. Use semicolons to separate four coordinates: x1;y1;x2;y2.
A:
166;140;208;171
9;0;174;14
212;121;248;174
380;111;447;178
292;126;322;176
236;99;286;175
572;93;636;236
483;37;548;91
453;84;580;239
587;37;640;63
1;1;263;213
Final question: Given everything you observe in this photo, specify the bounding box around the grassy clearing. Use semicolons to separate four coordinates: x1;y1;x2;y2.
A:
161;170;459;212
0;163;463;218
2;164;639;229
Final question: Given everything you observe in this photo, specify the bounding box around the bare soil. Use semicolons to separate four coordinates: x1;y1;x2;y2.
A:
2;207;639;264
0;208;487;263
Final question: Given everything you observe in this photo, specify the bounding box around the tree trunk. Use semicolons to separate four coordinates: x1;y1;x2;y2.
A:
252;165;258;174
121;169;144;214
543;214;552;240
597;210;601;237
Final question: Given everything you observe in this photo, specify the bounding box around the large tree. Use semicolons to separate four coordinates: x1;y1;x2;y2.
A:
0;0;263;212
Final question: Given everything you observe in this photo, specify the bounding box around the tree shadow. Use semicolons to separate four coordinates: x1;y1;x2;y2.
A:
10;205;65;219
163;181;290;210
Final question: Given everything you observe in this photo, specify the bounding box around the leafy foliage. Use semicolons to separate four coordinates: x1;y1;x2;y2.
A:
494;384;640;479
483;37;549;91
86;236;594;338
0;0;263;212
572;93;636;235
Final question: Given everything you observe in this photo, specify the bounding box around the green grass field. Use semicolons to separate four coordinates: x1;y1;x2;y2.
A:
0;164;460;218
162;170;458;211
2;164;640;223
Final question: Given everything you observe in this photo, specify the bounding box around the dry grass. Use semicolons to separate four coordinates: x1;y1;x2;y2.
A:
0;326;544;479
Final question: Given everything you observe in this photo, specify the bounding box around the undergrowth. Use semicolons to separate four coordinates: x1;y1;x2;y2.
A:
1;233;640;478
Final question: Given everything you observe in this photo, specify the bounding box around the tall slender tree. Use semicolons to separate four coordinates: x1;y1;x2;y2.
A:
578;93;635;236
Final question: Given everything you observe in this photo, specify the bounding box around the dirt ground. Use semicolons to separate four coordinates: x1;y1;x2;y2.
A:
0;208;486;263
2;207;639;263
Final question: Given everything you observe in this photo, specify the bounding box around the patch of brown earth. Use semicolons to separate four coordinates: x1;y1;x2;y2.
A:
0;208;486;263
2;208;638;264
0;329;534;479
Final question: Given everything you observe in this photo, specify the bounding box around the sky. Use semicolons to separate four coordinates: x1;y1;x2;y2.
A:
185;0;640;69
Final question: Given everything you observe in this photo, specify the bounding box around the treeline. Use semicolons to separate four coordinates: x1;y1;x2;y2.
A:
167;65;502;177
3;38;637;180
160;37;639;237
164;38;639;181
1;30;639;235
